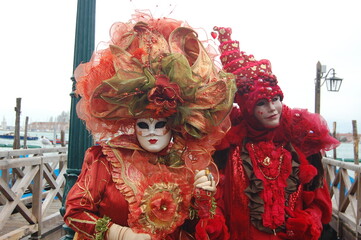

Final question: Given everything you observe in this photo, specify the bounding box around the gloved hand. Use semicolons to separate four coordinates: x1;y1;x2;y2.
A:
107;224;151;240
278;209;322;240
193;168;216;219
193;169;229;240
194;169;216;192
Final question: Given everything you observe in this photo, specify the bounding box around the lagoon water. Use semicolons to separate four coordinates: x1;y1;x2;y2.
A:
0;130;69;150
0;130;360;161
326;142;360;161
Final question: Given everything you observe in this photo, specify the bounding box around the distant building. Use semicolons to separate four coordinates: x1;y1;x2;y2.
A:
1;117;7;130
336;133;361;143
29;122;69;132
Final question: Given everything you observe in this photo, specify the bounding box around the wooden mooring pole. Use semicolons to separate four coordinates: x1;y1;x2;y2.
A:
333;121;337;159
61;129;66;147
23;116;29;149
13;98;21;149
351;120;360;239
353;120;359;165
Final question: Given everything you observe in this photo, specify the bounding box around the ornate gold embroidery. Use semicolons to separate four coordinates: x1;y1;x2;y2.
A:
67;213;97;239
77;175;95;208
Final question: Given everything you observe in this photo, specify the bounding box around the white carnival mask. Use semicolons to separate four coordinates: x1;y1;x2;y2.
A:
135;118;172;153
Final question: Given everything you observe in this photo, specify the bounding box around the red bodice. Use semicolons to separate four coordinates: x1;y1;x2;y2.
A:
64;144;229;240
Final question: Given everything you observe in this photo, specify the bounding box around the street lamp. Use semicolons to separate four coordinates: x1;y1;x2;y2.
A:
314;61;343;114
325;69;343;92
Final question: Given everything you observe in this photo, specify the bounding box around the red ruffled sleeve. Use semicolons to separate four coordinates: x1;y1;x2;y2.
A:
64;146;120;239
278;178;332;240
303;179;332;224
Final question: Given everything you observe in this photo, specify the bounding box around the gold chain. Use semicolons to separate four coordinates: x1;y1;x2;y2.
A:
251;144;284;180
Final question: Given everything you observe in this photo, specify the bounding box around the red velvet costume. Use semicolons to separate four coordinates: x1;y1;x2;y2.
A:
212;27;339;240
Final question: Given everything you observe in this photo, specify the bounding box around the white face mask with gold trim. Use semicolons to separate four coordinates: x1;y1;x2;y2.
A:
135;118;172;153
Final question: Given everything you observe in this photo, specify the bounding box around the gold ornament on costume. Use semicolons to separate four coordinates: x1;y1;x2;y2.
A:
128;172;192;240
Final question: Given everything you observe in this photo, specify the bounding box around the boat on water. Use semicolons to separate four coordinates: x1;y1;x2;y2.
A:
51;139;68;145
0;143;41;148
0;132;39;141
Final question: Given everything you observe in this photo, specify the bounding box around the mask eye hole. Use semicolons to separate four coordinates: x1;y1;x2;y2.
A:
256;99;266;106
272;95;280;102
137;122;149;129
155;121;167;129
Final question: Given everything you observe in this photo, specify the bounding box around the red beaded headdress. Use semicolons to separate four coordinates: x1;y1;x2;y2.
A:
212;27;283;116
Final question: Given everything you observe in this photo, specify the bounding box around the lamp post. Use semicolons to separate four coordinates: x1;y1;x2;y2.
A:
60;0;95;239
314;61;343;114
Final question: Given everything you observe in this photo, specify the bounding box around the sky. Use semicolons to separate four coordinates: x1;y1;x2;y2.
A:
1;0;360;133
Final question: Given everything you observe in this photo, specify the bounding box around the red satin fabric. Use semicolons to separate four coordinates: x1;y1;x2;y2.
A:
64;145;229;240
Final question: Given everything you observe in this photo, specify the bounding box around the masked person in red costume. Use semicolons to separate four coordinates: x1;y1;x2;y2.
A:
212;26;340;240
63;13;236;240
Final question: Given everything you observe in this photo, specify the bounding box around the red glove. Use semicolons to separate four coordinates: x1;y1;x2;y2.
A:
193;189;229;240
278;209;322;240
194;188;214;219
195;215;229;240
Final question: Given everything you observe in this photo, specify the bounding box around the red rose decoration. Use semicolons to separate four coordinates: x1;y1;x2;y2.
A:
147;75;184;116
149;191;177;222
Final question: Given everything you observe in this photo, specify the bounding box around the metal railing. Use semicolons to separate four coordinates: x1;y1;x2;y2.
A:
0;147;67;239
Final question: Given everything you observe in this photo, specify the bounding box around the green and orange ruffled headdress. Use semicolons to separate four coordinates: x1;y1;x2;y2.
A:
75;13;236;145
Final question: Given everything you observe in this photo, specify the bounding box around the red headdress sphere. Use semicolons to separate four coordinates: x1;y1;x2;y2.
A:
212;27;283;117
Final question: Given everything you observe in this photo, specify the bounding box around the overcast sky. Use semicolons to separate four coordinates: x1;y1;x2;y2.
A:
1;0;360;133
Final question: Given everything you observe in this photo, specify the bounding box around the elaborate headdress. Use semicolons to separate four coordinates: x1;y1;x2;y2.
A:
212;27;283;116
212;26;339;154
75;13;235;143
75;13;236;171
